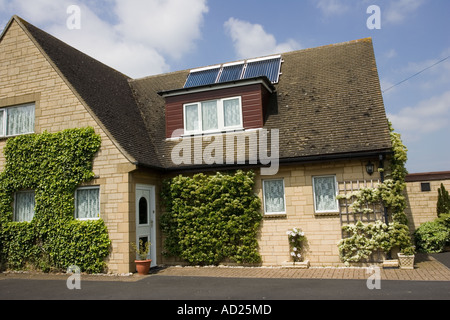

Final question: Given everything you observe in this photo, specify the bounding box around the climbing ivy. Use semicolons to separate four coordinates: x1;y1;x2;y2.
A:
160;170;262;265
337;122;414;263
0;128;110;273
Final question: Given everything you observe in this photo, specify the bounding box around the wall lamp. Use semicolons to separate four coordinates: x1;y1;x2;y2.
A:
365;161;375;175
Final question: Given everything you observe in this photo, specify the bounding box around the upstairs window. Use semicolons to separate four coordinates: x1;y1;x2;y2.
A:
184;97;242;135
0;103;35;137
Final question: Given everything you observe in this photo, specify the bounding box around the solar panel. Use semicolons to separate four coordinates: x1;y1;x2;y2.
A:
217;62;244;83
184;66;220;88
184;56;281;88
243;57;282;83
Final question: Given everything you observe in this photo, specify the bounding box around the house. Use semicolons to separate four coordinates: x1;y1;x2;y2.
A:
1;16;395;273
405;171;450;231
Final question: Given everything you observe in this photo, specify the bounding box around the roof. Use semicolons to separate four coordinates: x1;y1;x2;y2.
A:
10;16;160;168
4;16;392;171
406;171;450;182
130;38;392;170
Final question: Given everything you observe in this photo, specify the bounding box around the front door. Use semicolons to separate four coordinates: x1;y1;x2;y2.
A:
135;184;156;267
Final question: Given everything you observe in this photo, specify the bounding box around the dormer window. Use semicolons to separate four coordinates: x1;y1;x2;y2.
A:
184;97;242;135
160;76;275;139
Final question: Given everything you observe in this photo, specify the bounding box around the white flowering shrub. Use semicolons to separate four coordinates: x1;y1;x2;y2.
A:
286;228;306;262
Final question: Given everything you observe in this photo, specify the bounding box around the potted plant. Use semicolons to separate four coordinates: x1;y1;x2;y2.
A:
398;246;415;270
131;239;151;275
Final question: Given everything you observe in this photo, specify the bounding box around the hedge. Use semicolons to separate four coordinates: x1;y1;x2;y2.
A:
160;170;262;265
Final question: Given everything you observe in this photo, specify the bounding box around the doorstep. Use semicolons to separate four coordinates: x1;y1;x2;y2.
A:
382;259;399;268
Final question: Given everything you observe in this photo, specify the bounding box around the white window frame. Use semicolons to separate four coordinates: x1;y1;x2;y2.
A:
0;103;35;138
75;186;100;220
183;96;243;135
262;178;286;215
312;175;339;214
13;190;35;222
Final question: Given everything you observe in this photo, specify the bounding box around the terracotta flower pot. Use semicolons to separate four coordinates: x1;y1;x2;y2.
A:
135;259;151;275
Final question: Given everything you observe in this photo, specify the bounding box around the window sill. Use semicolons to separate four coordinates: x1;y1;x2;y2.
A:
264;213;287;218
182;128;245;138
314;211;339;216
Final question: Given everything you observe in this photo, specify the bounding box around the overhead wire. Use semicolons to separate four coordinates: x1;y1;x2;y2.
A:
382;54;450;93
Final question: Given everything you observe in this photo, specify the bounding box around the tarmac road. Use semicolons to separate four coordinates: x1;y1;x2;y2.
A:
0;273;448;300
0;252;449;302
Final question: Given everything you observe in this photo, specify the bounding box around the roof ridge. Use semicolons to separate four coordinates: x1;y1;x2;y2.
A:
13;15;132;80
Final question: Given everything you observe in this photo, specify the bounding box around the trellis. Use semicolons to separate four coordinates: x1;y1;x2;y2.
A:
337;179;386;228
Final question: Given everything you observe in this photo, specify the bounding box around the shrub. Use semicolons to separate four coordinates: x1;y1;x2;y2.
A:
437;184;450;217
160;170;262;265
414;216;450;253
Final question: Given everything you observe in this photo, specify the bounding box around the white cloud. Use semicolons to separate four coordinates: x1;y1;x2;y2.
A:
388;90;450;139
314;0;350;16
384;0;425;24
224;18;301;59
113;0;208;59
2;0;209;78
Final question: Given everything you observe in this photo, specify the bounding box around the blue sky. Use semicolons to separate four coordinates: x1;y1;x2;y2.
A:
1;0;449;173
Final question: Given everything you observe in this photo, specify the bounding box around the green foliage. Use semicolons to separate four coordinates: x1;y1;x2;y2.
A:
0;128;110;273
160;170;262;265
338;221;413;263
286;228;306;262
337;122;413;263
414;213;450;253
437;183;450;217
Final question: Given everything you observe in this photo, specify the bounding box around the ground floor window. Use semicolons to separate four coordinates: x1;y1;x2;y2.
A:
75;186;100;220
263;179;286;215
14;190;35;222
313;175;338;213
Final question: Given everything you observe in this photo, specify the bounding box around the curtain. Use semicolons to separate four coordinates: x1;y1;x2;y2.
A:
0;110;4;137
15;191;35;222
314;176;338;211
264;180;285;213
76;188;99;219
185;104;199;132
223;98;241;128
201;100;218;131
7;104;35;136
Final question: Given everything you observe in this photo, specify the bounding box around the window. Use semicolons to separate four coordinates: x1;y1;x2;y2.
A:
0;103;35;137
263;179;286;214
184;97;242;134
421;182;431;192
75;186;100;220
14;191;35;222
313;175;338;213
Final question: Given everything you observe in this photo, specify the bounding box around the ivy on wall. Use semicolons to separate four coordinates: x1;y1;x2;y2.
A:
160;170;262;265
0;128;110;273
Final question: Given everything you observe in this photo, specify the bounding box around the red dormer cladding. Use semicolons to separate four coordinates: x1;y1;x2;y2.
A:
160;77;274;138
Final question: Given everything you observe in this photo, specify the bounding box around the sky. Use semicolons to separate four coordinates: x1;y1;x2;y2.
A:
0;0;449;174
